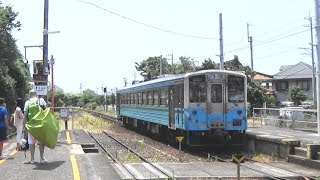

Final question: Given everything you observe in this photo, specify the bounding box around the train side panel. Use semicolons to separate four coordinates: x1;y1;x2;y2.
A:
119;105;169;126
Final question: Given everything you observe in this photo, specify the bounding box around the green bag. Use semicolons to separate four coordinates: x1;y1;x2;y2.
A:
27;99;42;121
25;108;60;149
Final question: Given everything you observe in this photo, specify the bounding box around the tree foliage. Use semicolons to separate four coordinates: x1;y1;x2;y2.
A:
0;4;30;113
108;92;116;107
175;56;197;74
135;56;170;80
289;86;307;106
197;58;218;70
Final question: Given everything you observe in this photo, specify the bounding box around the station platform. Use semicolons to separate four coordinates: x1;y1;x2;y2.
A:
247;125;320;146
0;129;121;180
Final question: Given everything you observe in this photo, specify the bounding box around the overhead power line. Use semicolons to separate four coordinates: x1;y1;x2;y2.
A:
253;29;310;47
78;0;218;40
255;50;290;60
225;29;310;54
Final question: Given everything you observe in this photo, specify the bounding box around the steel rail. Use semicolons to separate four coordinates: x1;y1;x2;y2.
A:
87;131;137;180
102;130;172;178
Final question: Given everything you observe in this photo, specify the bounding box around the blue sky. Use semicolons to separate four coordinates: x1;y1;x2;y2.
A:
2;0;315;93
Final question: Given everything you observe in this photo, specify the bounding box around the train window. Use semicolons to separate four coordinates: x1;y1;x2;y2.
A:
127;93;130;104
137;92;142;105
189;81;206;103
153;90;159;106
228;75;245;102
130;93;134;104
211;84;222;103
133;93;137;104
174;84;184;108
120;94;123;104
160;89;168;106
142;92;147;105
147;91;153;105
125;94;128;104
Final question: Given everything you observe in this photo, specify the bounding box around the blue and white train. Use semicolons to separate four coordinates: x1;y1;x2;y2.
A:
116;70;247;146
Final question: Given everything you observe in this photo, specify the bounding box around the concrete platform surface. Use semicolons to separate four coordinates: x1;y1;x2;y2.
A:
0;129;121;180
247;126;320;146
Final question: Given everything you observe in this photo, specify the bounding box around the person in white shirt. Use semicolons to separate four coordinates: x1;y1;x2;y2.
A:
24;90;47;164
14;98;24;150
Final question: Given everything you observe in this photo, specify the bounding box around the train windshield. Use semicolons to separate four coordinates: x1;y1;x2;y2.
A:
228;75;245;102
189;75;206;103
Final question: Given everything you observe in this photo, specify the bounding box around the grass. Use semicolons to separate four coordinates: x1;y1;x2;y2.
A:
77;113;109;132
57;112;109;132
251;153;274;162
121;150;140;163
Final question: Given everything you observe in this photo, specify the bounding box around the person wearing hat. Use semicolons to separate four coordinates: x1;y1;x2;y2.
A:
0;98;10;159
24;90;47;164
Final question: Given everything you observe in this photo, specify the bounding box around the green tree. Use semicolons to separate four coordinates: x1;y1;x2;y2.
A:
48;88;66;107
175;56;197;74
108;93;116;107
65;93;80;107
262;95;276;107
289;86;307;106
135;56;169;80
247;82;265;114
197;58;218;70
0;4;29;113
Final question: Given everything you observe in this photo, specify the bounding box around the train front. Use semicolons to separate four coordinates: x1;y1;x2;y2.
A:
184;71;247;146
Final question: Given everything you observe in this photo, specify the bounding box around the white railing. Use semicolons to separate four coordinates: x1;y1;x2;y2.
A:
251;107;317;133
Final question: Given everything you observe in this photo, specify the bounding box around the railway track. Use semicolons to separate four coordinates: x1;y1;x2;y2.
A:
210;155;319;180
86;110;320;179
88;131;174;179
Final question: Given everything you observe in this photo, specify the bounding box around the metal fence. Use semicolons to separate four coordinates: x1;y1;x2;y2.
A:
250;107;317;132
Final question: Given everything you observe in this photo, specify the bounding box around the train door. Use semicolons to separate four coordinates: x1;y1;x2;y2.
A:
168;86;175;129
207;83;225;128
174;84;184;127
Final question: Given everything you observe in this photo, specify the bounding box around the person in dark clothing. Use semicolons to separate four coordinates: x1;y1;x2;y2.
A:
0;98;10;159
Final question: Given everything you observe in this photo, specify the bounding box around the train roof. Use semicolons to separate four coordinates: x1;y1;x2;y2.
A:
117;70;245;93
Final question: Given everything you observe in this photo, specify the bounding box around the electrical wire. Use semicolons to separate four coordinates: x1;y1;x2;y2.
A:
255;50;290;60
225;29;309;54
78;0;219;40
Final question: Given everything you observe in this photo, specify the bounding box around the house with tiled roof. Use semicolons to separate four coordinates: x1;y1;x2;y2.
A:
272;62;315;102
253;72;273;90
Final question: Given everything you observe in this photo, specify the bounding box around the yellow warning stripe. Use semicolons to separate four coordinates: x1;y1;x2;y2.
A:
0;150;17;164
70;155;80;180
66;131;71;144
67;131;80;180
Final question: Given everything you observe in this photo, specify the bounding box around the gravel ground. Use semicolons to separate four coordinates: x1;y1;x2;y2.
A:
101;123;207;163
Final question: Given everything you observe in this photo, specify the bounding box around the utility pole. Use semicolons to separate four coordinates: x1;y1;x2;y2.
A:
42;0;49;103
306;15;317;104
167;53;173;66
219;13;224;70
43;0;49;75
50;55;55;113
314;0;320;135
160;55;163;75
247;23;254;71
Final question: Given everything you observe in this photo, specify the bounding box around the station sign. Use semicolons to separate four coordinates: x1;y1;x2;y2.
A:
34;81;48;86
60;109;69;118
35;85;48;96
33;74;48;82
